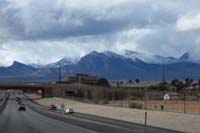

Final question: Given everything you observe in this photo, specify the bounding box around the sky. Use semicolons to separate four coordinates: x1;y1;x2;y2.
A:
0;0;200;66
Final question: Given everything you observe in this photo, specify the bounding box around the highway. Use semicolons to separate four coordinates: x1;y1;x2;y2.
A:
0;93;182;133
0;95;95;133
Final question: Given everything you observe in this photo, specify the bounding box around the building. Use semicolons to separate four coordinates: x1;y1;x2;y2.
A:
64;74;98;85
164;93;170;101
163;92;180;100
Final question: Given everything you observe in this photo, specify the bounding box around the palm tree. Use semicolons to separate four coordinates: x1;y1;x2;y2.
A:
185;77;193;87
135;79;140;83
171;79;179;91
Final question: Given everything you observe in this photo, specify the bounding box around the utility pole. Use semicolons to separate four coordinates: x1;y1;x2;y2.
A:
59;64;62;83
162;65;165;83
144;112;147;133
144;87;147;110
184;87;186;113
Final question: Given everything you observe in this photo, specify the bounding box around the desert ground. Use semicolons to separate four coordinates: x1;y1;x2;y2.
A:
109;100;200;114
27;94;200;133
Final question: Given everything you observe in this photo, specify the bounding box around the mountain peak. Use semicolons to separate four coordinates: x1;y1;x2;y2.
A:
12;61;25;66
123;50;178;64
179;52;190;61
103;51;125;58
9;61;34;70
90;51;99;55
29;57;76;68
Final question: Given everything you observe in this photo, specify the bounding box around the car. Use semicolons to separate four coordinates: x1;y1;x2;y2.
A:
48;105;57;110
16;99;21;102
64;108;74;114
18;105;26;111
16;98;21;102
16;97;20;100
18;101;22;104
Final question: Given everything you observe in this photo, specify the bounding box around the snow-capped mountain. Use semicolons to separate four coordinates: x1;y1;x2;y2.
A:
1;50;200;82
30;57;79;68
179;52;191;62
103;51;126;59
122;50;179;64
29;50;194;69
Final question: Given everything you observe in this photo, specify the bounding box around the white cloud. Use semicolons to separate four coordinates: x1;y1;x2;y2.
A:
176;13;200;31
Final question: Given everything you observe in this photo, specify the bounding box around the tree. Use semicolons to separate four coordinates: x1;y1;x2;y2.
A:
97;78;110;87
198;79;200;89
159;81;169;91
148;85;159;91
171;79;184;92
185;77;193;87
171;79;179;86
135;79;140;83
177;81;184;92
86;89;92;100
77;88;84;97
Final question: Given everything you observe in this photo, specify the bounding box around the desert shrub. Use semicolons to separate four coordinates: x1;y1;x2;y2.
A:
94;101;99;104
77;89;84;97
101;99;109;104
128;102;143;109
136;104;143;109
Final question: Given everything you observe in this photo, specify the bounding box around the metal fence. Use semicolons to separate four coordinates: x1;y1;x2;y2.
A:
106;88;200;114
125;88;200;114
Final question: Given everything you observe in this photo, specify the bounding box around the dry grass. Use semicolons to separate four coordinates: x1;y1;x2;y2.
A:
109;100;200;114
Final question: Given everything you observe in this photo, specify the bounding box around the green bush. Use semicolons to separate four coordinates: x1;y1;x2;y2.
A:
128;102;143;109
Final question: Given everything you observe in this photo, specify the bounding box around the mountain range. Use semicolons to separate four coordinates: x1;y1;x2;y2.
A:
0;50;200;82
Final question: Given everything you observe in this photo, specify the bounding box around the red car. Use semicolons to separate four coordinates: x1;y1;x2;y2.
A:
48;105;57;110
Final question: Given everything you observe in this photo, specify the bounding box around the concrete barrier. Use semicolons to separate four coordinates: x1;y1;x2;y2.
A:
0;94;9;112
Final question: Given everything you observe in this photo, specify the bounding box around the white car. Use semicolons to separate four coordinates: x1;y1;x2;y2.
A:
64;108;74;114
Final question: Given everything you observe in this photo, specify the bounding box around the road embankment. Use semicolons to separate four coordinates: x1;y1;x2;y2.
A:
26;98;181;133
27;104;136;133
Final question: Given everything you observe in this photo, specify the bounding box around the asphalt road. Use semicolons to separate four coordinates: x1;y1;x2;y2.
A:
0;95;95;133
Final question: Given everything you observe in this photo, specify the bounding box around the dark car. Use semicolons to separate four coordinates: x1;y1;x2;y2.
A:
48;105;57;110
18;101;22;104
18;106;26;111
16;98;21;102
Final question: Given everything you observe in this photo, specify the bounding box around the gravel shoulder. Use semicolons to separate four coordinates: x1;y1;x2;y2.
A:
27;94;200;133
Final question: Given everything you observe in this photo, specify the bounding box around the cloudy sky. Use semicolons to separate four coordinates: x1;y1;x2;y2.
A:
0;0;200;66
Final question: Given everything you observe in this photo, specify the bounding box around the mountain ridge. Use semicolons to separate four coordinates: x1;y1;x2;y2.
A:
0;50;200;82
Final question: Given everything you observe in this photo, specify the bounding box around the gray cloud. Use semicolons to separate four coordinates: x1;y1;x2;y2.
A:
0;0;188;40
0;0;200;66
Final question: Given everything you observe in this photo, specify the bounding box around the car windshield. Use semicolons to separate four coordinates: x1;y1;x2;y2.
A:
0;1;200;133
